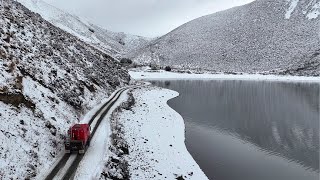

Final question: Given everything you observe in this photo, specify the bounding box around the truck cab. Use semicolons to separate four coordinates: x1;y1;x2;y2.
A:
65;124;91;154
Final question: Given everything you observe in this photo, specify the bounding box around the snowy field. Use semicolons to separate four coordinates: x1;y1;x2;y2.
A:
113;86;208;180
129;70;320;83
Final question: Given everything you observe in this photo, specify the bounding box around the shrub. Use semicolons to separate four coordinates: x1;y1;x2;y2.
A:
164;66;171;71
8;61;16;73
88;28;95;33
120;58;132;64
149;63;159;70
131;62;138;68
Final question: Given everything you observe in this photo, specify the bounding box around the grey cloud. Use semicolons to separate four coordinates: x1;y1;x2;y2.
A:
44;0;255;37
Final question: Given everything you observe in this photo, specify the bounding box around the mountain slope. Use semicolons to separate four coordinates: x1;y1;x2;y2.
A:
17;0;150;59
0;1;130;179
131;0;320;76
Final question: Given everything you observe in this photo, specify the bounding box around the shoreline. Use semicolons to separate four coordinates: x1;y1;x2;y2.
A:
129;70;320;83
111;86;208;179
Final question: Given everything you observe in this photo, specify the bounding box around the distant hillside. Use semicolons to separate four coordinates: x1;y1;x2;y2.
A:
131;0;320;76
0;1;129;178
17;0;150;59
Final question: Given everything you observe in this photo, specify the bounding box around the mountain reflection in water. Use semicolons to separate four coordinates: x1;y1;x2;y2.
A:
153;80;319;180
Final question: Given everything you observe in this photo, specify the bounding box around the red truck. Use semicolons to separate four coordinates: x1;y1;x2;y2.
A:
65;124;91;154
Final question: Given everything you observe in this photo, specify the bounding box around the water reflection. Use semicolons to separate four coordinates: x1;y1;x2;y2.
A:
153;80;319;180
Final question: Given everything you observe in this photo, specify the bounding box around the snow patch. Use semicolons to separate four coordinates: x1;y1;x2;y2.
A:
129;70;320;83
114;87;208;179
285;0;300;19
0;77;77;179
307;1;320;19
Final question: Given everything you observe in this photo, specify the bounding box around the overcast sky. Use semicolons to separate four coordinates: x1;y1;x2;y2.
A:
43;0;255;37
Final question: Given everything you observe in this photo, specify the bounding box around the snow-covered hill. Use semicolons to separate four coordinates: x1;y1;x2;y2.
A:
131;0;320;76
17;0;150;59
0;0;130;179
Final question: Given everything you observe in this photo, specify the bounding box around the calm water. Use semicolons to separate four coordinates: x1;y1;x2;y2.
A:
153;80;319;180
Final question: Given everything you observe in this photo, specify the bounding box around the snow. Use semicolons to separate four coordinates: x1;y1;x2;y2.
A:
129;70;320;83
113;87;208;179
285;0;299;19
74;90;129;180
52;154;77;180
79;87;127;124
1;0;318;179
17;0;60;20
23;77;75;124
17;0;150;59
34;87;130;179
0;75;78;179
130;0;320;76
36;152;66;179
0;1;130;179
307;1;320;19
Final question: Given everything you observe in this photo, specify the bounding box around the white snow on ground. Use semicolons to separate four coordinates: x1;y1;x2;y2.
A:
0;76;78;179
130;0;319;76
307;1;320;19
115;87;208;179
34;87;130;180
79;87;127;125
74;90;129;180
0;1;130;179
17;0;150;59
129;70;320;83
52;154;77;180
285;0;300;19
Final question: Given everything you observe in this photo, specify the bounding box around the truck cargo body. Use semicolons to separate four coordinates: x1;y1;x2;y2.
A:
65;124;91;154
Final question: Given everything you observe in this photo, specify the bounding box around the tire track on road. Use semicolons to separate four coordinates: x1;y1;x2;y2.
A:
44;87;134;180
62;88;127;180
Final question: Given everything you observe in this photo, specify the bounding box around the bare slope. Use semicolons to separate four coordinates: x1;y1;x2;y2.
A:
0;0;129;178
132;0;320;76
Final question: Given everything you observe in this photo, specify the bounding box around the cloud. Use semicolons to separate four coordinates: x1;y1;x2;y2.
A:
43;0;255;37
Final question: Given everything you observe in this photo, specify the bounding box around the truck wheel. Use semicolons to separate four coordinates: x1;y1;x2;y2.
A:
79;145;86;154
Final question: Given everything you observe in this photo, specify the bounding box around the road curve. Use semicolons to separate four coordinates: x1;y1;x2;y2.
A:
44;86;135;180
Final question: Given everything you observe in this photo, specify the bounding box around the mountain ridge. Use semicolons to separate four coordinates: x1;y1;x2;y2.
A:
17;0;150;59
131;0;320;76
0;1;130;178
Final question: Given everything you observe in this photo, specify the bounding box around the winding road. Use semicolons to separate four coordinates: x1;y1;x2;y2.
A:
43;86;135;180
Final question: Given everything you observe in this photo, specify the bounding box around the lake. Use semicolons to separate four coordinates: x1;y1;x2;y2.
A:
152;80;319;180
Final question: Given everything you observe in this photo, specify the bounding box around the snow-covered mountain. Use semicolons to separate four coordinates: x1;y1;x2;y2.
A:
131;0;320;76
0;0;130;178
17;0;150;59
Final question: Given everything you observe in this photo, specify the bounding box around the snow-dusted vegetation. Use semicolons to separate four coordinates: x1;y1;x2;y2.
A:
0;0;130;178
1;0;319;179
17;0;150;59
131;0;320;76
